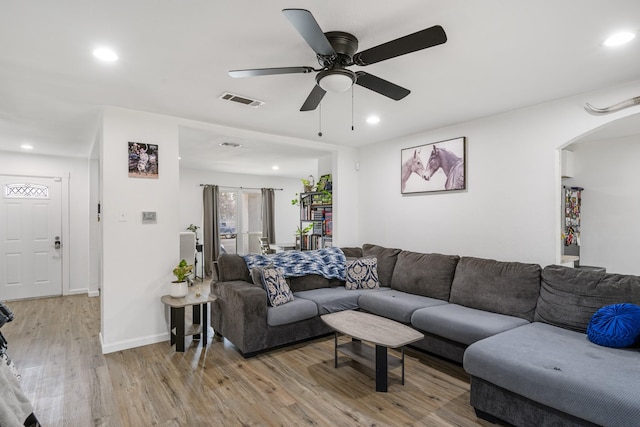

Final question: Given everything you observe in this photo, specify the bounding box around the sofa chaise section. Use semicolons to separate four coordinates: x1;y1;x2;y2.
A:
465;322;640;427
464;264;640;427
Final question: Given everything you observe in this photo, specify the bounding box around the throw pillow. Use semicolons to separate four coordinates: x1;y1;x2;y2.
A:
260;267;294;307
587;303;640;348
251;266;271;286
345;257;380;290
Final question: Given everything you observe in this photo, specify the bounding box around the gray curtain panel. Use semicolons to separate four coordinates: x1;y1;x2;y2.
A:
203;185;220;277
261;188;276;244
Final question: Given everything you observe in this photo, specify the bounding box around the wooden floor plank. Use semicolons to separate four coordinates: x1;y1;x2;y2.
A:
2;295;493;426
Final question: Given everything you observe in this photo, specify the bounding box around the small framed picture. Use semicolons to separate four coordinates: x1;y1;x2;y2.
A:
128;142;159;179
401;137;466;194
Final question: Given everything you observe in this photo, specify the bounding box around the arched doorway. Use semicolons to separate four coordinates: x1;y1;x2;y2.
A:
557;112;640;274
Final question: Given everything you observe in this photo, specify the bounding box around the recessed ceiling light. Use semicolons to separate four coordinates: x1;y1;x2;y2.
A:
603;31;636;47
272;165;279;170
21;144;33;150
366;115;380;125
93;47;118;62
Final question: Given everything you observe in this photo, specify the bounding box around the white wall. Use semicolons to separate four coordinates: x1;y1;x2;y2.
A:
356;80;640;267
100;107;180;353
332;147;359;247
564;134;640;274
0;151;90;295
179;167;305;245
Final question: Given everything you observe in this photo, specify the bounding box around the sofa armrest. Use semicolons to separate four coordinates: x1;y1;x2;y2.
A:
210;280;268;355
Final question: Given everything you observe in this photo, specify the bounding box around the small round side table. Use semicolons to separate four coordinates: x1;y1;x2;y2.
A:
160;290;217;352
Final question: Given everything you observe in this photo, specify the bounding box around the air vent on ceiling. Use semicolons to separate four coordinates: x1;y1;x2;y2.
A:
220;142;242;148
218;92;265;108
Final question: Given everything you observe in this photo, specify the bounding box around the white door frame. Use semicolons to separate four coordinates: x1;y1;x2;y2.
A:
0;173;70;296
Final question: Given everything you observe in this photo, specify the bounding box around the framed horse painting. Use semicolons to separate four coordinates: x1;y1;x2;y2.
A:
401;136;466;194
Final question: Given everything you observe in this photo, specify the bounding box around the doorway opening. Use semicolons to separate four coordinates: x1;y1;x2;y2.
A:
219;189;263;255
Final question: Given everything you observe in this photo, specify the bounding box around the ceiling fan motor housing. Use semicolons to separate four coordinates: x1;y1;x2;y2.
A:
319;31;359;67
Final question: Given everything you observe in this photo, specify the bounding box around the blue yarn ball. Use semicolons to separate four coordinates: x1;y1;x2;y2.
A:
587;303;640;348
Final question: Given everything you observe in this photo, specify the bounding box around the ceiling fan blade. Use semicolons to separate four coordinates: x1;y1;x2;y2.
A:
355;71;410;100
282;9;336;57
229;66;314;78
354;25;447;66
300;85;327;111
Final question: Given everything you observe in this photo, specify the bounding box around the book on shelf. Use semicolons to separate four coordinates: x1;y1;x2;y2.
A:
301;234;332;250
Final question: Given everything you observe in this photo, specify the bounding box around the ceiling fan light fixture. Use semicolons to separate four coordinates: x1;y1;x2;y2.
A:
317;69;356;92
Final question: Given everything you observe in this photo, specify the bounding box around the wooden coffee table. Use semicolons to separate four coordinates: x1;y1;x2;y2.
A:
321;310;424;392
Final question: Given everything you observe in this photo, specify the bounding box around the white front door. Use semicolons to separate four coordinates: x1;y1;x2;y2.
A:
0;176;62;300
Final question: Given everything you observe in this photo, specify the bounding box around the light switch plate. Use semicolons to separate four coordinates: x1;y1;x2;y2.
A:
142;211;157;224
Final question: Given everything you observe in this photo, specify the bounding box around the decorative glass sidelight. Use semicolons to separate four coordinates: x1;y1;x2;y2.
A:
4;183;49;199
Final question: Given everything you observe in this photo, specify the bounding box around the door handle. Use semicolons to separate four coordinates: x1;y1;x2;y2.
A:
54;236;61;249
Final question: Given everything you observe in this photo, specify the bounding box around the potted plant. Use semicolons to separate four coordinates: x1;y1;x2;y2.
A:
171;259;193;298
301;177;315;193
295;224;314;250
186;223;200;244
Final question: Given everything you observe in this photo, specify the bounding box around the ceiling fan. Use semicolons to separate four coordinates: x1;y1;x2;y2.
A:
229;8;447;111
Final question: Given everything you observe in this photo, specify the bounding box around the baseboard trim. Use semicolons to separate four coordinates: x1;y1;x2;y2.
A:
100;331;169;354
88;290;100;297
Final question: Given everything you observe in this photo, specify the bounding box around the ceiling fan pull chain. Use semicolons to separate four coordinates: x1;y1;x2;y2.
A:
351;85;355;131
318;101;323;137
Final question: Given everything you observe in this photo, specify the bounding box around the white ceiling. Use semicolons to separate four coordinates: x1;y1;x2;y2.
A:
1;1;639;177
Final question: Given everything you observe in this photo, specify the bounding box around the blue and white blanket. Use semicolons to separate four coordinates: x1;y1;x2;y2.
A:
243;247;346;280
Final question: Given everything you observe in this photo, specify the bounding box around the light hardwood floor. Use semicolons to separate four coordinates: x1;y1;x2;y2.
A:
3;295;493;427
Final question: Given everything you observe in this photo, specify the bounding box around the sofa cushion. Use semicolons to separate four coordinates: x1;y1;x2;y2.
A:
411;304;529;346
341;246;363;258
261;267;294;307
536;265;640;332
217;254;252;282
391;251;459;300
345;258;379;290
464;322;640;427
266;298;318;327
362;244;401;287
450;257;541;322
586;303;640;348
358;289;447;323
294;287;389;314
288;274;330;292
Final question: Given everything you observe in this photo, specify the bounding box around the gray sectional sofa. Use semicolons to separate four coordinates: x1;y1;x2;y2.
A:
210;243;640;427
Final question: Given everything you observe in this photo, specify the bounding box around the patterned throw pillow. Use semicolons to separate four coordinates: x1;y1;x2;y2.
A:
345;257;380;290
260;267;294;306
251;266;271;286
